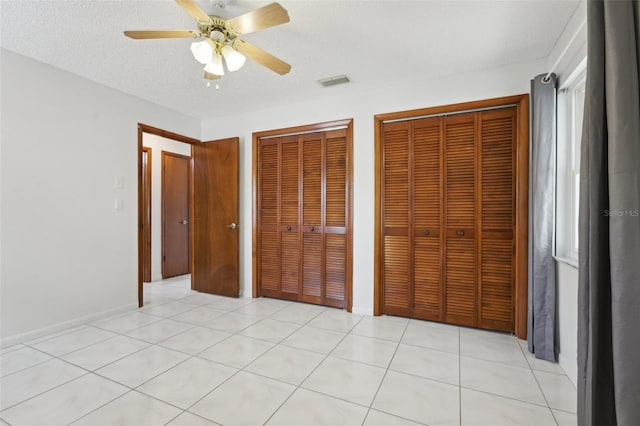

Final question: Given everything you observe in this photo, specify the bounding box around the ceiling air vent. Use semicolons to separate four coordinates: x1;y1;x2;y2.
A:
318;75;350;88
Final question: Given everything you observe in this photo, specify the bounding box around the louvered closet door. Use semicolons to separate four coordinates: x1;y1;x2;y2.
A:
324;129;348;308
478;108;516;331
413;117;443;321
280;135;301;299
259;140;280;297
257;125;351;309
444;113;477;327
381;121;411;316
301;132;323;304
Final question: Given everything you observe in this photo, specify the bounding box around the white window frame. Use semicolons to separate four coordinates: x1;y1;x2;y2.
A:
555;59;586;267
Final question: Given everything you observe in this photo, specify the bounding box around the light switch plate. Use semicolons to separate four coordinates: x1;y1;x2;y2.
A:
114;199;123;211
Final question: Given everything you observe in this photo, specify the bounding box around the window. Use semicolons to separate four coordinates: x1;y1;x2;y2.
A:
556;60;586;265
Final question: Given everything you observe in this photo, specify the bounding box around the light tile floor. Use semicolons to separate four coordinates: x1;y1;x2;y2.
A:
0;275;577;425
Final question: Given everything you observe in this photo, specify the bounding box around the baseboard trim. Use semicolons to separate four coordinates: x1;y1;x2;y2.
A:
0;303;139;349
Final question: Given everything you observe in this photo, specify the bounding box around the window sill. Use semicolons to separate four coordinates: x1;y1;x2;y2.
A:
553;255;578;269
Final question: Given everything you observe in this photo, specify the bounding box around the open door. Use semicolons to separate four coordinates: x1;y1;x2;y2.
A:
162;152;191;278
141;147;152;283
193;137;240;297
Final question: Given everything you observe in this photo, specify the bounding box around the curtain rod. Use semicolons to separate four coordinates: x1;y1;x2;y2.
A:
543;18;587;83
382;103;516;124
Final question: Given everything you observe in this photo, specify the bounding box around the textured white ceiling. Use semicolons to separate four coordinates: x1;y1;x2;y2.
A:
1;0;579;120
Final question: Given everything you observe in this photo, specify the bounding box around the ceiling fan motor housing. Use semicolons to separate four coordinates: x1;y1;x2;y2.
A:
197;16;238;41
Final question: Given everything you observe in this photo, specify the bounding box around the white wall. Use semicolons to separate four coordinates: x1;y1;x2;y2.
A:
142;134;192;282
0;49;200;346
202;58;547;315
557;261;578;386
547;0;587;86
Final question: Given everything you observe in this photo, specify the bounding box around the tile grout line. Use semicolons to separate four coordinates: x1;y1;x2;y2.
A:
180;304;333;423
58;296;298;425
459;385;554;410
3;287;575;426
261;311;366;426
6;324;196;417
7;328;164;413
361;318;411;426
162;410;221;426
14;304;526;426
0;371;93;413
516;342;563;426
0;291;284;424
71;304;278;424
0;355;55;380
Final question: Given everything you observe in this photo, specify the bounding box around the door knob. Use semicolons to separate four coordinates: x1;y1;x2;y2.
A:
226;223;237;230
310;226;315;232
180;219;189;225
457;230;465;236
286;225;291;231
422;229;430;236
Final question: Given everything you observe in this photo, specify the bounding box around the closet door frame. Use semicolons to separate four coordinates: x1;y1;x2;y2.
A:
374;95;529;339
252;119;354;312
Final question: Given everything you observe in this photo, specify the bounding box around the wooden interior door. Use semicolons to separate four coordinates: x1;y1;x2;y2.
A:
381;121;411;316
162;152;190;278
258;139;280;297
323;129;349;308
141;147;152;283
193;138;240;297
443;113;477;327
280;135;301;299
413;117;443;321
478;108;516;331
301;132;323;304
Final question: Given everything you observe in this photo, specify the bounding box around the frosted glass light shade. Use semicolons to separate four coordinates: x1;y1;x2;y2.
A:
204;53;225;76
191;39;215;65
221;45;246;72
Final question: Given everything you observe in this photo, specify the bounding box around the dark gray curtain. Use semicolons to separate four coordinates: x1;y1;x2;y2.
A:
578;0;640;425
527;74;557;362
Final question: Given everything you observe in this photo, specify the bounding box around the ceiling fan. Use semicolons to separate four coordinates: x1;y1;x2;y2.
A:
124;0;291;80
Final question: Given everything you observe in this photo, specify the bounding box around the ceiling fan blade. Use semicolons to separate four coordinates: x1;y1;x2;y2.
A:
227;2;290;35
175;0;212;23
204;71;222;80
124;30;199;39
234;39;291;75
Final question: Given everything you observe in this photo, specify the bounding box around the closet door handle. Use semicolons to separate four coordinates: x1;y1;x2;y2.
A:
286;225;292;231
422;229;430;236
310;226;315;232
457;230;465;236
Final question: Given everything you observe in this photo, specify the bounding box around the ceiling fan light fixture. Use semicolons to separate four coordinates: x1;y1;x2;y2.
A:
221;44;246;72
191;39;216;64
209;29;225;42
125;1;292;80
204;52;225;76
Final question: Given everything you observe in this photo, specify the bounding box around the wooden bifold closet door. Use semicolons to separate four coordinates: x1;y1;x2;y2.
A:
379;101;524;333
255;122;352;310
